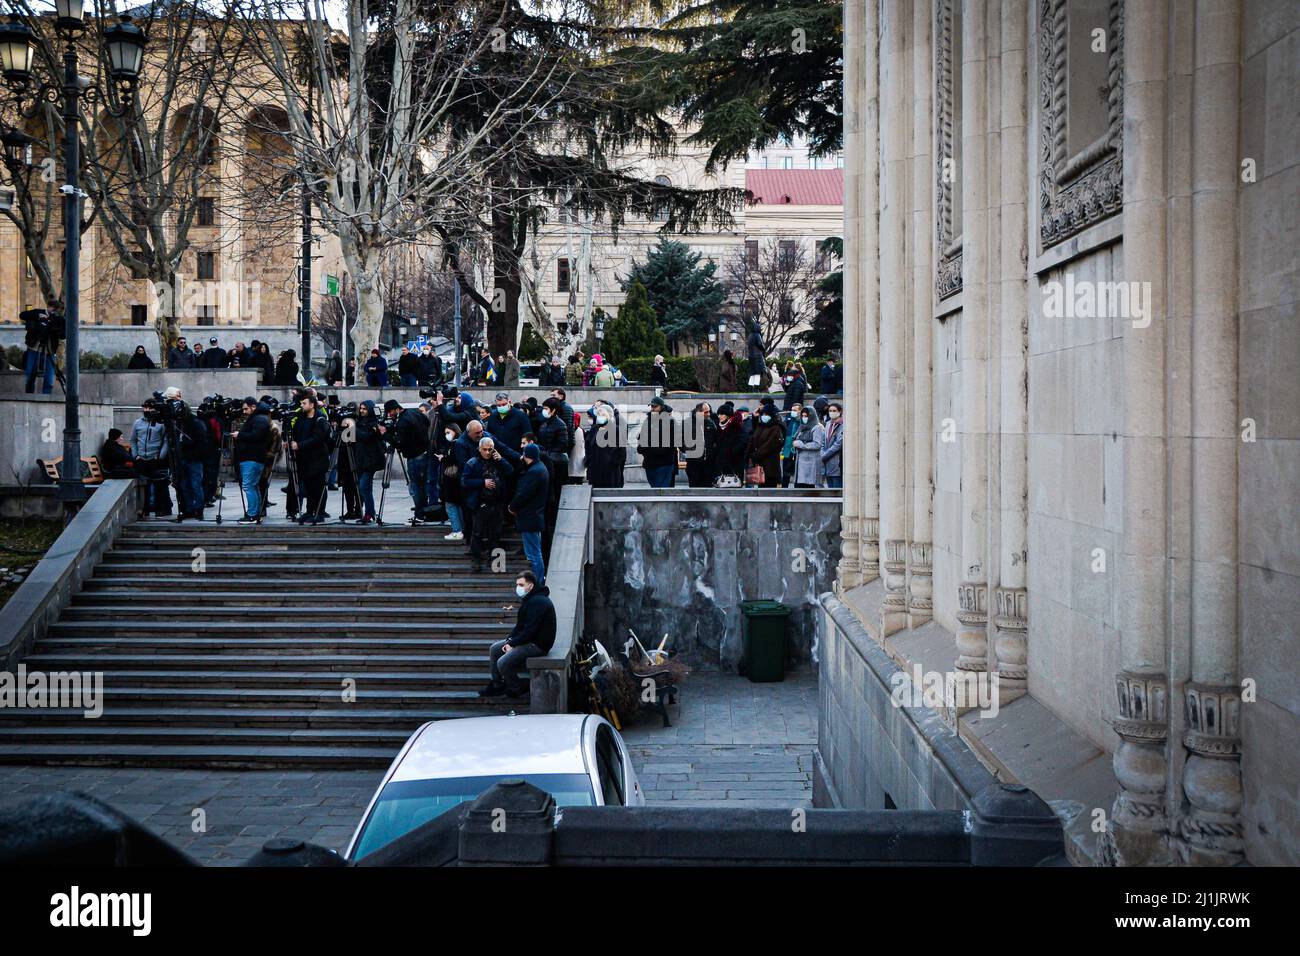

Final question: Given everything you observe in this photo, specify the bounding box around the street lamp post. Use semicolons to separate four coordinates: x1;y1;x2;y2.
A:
0;7;145;509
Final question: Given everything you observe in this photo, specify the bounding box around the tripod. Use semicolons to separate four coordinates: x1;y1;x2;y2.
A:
27;340;67;395
375;443;411;527
310;421;345;525
214;433;238;525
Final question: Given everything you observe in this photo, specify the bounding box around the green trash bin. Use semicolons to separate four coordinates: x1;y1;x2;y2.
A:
740;600;792;682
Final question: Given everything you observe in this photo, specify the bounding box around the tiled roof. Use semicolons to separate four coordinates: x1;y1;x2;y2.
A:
745;168;843;206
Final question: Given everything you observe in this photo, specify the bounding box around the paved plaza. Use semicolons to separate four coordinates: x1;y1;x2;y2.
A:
0;669;818;864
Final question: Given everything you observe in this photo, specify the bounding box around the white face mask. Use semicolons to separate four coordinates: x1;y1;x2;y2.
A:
445;431;455;442
596;415;609;425
542;409;552;418
761;414;772;423
829;411;840;420
515;584;529;598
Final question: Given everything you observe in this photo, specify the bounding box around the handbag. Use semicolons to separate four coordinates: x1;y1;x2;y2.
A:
745;464;765;485
714;474;742;489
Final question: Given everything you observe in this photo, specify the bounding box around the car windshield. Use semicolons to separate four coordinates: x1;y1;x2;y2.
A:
352;773;596;859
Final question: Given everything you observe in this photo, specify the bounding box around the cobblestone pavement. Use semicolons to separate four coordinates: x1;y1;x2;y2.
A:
621;668;818;808
0;668;818;863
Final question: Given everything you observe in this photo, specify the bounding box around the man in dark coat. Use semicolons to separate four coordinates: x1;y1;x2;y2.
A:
480;570;555;698
638;396;680;488
232;398;272;522
363;349;389;386
509;443;550;584
382;400;432;520
289;393;332;523
820;358;841;394
168;337;197;369
484;392;531;451
461;432;521;572
199;337;227;368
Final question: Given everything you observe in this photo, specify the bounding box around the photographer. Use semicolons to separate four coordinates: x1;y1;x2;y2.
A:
381;400;432;523
131;400;172;516
198;399;226;507
290;393;331;524
174;401;212;519
19;306;63;394
232;398;271;524
350;400;385;524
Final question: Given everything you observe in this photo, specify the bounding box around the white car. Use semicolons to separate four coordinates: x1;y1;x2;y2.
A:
345;714;644;860
519;363;543;387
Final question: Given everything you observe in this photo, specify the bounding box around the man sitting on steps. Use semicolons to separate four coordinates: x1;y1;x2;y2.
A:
481;570;555;699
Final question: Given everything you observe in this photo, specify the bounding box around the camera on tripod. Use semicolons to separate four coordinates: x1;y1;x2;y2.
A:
19;307;66;349
329;401;359;424
198;393;245;426
148;390;185;420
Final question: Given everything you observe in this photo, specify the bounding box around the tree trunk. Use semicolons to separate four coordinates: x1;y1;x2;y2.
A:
486;199;522;359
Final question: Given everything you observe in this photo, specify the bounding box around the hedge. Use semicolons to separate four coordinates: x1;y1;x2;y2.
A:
615;354;841;393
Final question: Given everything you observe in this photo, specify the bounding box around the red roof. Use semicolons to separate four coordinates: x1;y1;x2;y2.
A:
745;168;843;206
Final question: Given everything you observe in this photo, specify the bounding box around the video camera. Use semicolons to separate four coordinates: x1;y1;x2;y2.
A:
147;390;185;422
19;307;66;349
198;393;246;425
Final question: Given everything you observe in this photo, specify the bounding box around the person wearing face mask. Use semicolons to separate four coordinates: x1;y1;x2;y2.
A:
686;401;718;487
484;391;531;451
746;400;785;488
349;400;386;523
821;402;844;489
780;403;803;488
791;405;826;488
713;401;747;484
416;346;441;386
583;402;625;488
480;571;555;699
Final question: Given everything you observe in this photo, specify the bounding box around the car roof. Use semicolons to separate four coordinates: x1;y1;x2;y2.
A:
388;714;592;782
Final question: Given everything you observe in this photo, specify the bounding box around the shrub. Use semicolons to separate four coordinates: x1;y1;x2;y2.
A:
4;345;23;371
610;353;842;395
80;351;108;370
106;352;133;370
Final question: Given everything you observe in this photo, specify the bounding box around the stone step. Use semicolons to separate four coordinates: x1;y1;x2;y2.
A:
0;742;405;769
62;669;492;690
106;544;512;558
0;706;516;729
0;725;416;748
72;590;507;607
82;576;516;592
94;559;526;574
47;622;513;641
61;605;519;624
0;685;515;708
36;636;500;656
25;653;490;672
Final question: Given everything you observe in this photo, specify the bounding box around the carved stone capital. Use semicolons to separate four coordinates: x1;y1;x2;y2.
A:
954;582;988;672
881;538;909;613
908;542;933;618
1112;670;1169;743
955;581;987;626
860;517;880;576
992;587;1028;686
1182;683;1242;757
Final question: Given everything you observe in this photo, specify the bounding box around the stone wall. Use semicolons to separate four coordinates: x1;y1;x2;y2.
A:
0;325;325;369
0;368;262;406
0;397;116;484
585;488;840;670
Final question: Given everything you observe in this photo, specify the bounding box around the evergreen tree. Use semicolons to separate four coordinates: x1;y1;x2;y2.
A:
650;0;843;171
518;323;550;361
625;238;728;350
793;237;843;356
605;288;668;361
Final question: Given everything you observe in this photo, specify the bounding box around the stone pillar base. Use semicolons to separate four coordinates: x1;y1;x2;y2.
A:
955;582;988;671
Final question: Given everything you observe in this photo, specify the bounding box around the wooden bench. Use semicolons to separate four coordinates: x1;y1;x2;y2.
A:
35;455;105;485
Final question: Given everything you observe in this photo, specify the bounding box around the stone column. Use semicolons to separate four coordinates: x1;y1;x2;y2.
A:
992;0;1028;701
954;0;989;671
908;0;935;627
838;0;865;590
877;0;910;636
1178;0;1243;867
1103;0;1172;868
858;0;882;586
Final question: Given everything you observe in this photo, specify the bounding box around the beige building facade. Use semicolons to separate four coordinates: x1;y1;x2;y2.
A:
826;0;1298;866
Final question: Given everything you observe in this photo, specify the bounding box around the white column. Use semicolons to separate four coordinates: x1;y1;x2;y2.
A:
1178;0;1243;866
877;0;911;636
908;0;935;627
859;0;882;585
992;0;1028;700
1104;0;1172;868
839;0;865;589
955;0;990;671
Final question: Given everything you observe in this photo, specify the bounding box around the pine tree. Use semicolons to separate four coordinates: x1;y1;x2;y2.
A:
518;323;550;361
605;289;668;361
793;238;843;356
625;238;728;350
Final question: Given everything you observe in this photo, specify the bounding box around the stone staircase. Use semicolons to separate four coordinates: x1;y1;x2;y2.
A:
0;521;531;768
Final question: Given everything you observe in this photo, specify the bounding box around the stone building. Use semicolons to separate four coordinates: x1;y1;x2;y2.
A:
823;0;1298;866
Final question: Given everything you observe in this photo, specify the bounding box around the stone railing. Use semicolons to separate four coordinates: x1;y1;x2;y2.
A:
527;483;592;714
0;478;140;671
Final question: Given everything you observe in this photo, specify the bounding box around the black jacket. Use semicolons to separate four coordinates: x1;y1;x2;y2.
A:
638;408;680;469
507;585;556;654
782;374;807;410
416;353;441;384
234;407;272;464
127;352;155;369
351;412;386;473
291;411;332;473
510;459;550;533
537;413;569;459
275;358;300;386
650;363;668;389
199;347;228;369
398;352;417;377
584;412;625;488
388;407;429;459
176;413;210;463
168;346;196;369
485;405;531;452
714;416;747;478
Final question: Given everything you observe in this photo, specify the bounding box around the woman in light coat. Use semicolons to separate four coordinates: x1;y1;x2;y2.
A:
791;405;826;488
820;402;844;489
